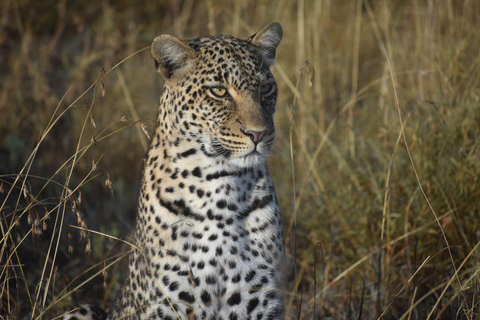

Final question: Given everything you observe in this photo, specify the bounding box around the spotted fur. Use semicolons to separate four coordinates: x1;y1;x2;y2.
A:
65;22;285;320
63;305;107;320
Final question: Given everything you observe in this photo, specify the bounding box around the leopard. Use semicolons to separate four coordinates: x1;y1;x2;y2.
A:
64;22;285;320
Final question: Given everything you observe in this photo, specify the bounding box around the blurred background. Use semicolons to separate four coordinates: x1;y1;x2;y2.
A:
1;0;480;319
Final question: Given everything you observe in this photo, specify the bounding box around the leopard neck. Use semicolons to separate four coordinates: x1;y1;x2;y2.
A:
136;122;274;224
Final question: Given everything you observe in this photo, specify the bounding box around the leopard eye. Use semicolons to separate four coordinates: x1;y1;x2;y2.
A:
209;87;228;98
260;83;275;96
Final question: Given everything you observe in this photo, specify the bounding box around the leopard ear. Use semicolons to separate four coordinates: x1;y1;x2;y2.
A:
249;22;283;64
151;35;195;80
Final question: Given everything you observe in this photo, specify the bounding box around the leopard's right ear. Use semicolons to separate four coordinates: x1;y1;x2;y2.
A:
249;22;283;65
151;35;195;80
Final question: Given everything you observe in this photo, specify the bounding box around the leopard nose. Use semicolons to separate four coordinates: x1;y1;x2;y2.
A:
241;129;268;145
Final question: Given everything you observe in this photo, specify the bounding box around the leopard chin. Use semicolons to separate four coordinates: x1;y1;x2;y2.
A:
228;153;261;168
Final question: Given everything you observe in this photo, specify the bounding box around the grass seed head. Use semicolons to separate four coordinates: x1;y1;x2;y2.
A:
90;114;96;128
33;213;42;236
27;212;34;225
85;238;91;254
141;122;151;140
105;174;113;191
22;185;28;199
102;267;108;288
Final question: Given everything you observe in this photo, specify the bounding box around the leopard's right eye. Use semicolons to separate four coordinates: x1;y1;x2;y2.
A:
260;83;275;97
209;87;228;98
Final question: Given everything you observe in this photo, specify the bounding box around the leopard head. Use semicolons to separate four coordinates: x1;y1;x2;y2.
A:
152;22;282;168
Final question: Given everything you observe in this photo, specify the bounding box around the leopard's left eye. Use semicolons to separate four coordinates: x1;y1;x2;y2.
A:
260;83;275;96
209;87;228;98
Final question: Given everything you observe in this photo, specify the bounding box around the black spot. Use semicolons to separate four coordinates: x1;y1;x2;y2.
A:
227;292;242;306
178;291;195;304
232;274;241;283
237;194;273;219
166;249;177;257
217;200;227;209
227;203;238;211
206;170;236;181
247;297;260;313
192;167;202;177
206;275;217;284
245;270;256;282
207;210;215;220
178;269;189;276
198;261;205;269
180;148;197;158
156;308;164;318
169;281;179;291
265;291;276;300
266;308;281;320
192;232;203;239
170;168;179;179
159;198;178;215
201;290;211;304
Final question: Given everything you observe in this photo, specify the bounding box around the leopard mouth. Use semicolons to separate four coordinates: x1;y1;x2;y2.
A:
244;147;262;158
207;133;272;161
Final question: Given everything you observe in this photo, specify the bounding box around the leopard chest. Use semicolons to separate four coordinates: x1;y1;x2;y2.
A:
136;157;283;282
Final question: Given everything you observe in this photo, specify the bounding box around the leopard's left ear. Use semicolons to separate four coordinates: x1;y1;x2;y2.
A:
152;35;195;80
249;22;283;63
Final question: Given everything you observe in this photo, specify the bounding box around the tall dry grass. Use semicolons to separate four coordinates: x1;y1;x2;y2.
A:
1;1;479;319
